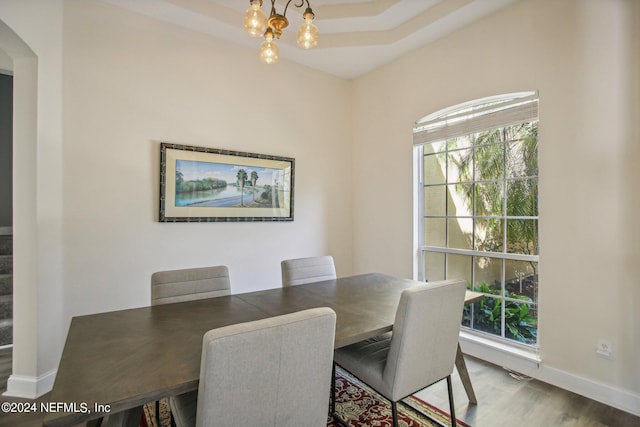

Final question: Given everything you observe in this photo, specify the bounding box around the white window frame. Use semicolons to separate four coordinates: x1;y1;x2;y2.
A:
413;92;540;355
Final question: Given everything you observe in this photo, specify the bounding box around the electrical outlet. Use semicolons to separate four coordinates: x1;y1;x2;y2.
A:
596;339;613;359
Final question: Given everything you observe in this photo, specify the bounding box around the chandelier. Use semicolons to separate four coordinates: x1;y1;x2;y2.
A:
243;0;319;64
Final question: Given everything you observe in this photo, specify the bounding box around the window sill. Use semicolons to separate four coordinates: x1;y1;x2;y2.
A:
459;330;541;377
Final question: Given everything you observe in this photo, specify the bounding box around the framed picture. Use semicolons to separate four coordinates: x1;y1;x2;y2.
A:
159;143;294;222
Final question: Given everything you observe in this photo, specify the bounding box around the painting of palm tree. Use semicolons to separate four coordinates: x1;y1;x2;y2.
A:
160;143;294;222
236;169;248;206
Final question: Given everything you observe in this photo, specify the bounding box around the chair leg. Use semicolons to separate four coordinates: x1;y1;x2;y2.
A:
446;375;457;427
331;362;336;414
156;400;161;426
391;401;399;427
86;418;103;427
330;363;349;427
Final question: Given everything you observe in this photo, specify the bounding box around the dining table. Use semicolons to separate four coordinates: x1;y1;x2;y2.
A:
43;273;482;427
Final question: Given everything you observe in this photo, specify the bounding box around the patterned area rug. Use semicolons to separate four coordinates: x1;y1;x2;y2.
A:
141;367;470;427
141;399;172;427
330;367;470;427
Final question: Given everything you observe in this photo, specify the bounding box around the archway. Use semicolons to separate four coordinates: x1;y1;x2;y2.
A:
0;18;40;398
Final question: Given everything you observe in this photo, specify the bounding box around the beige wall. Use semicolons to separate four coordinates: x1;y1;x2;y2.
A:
61;0;353;314
352;0;639;408
0;49;11;71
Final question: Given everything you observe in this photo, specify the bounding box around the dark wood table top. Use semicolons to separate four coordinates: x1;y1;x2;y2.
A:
44;273;478;427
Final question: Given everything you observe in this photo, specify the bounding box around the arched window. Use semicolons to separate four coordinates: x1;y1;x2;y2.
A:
414;92;539;348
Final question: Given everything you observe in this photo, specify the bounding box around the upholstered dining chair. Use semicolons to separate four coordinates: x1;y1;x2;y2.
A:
151;265;231;306
332;279;467;427
280;255;336;287
169;307;337;427
150;265;231;426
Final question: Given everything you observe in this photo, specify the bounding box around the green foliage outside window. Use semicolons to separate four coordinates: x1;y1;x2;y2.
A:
452;122;539;345
448;122;539;257
463;281;537;344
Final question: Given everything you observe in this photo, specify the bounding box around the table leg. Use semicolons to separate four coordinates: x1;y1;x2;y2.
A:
99;406;143;427
455;342;477;405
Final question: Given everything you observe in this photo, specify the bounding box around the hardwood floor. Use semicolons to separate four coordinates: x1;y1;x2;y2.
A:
1;346;638;427
415;355;640;427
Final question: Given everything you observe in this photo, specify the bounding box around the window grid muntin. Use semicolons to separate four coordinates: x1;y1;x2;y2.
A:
420;118;538;347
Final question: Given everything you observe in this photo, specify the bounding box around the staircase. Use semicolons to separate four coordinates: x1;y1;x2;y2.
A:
0;235;12;347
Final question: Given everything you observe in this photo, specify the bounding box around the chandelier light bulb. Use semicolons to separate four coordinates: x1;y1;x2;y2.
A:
243;1;267;37
245;1;318;63
297;16;318;49
260;31;279;64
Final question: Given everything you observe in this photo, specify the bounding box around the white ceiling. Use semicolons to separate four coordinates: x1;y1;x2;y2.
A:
102;0;520;79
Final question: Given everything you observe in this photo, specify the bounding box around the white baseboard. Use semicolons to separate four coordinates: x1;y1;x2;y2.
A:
535;364;640;418
3;369;56;399
459;332;640;417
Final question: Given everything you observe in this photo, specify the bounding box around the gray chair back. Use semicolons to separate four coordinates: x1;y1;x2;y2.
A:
383;280;466;401
151;265;230;305
196;307;336;427
281;256;336;287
